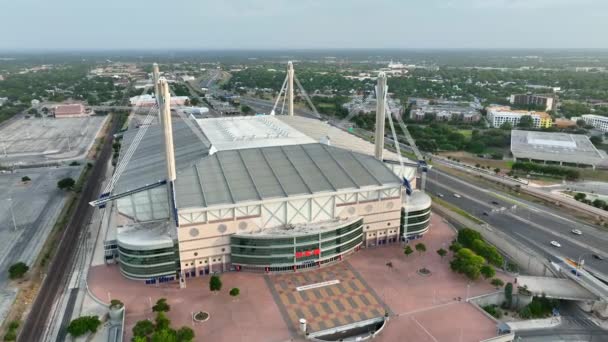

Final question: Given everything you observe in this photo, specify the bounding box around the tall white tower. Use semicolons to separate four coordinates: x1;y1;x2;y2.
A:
158;78;176;182
375;72;387;160
153;63;161;122
287;61;295;116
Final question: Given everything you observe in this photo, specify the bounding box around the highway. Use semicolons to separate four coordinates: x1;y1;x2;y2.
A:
426;168;608;276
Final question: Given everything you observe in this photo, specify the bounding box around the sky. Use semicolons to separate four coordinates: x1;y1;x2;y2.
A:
1;0;608;50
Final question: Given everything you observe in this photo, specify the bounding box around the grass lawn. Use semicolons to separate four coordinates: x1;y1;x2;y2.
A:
457;129;473;139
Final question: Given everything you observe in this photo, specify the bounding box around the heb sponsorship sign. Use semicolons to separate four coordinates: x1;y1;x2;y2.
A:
295;249;320;258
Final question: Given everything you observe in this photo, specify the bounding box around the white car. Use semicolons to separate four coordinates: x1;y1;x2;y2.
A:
438;193;444;198
453;193;462;198
571;229;583;235
550;241;562;248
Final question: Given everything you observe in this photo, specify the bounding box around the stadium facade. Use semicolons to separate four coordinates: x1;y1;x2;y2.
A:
102;71;431;283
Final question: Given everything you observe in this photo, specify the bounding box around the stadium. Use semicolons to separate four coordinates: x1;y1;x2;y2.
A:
101;69;431;283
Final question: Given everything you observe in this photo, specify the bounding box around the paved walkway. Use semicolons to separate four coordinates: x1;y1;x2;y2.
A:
88;213;510;341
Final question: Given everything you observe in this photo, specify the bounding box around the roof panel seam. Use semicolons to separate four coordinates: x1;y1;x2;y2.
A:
192;163;208;207
236;150;263;201
320;144;360;189
349;151;384;186
214;153;236;204
279;145;312;194
259;148;288;197
298;144;337;191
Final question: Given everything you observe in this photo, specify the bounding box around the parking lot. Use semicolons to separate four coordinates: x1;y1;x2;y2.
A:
0;115;107;165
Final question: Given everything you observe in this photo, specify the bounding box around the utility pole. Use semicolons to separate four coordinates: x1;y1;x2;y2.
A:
287;61;295;116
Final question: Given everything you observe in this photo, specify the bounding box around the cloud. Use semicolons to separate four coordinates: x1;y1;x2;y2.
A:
440;0;600;9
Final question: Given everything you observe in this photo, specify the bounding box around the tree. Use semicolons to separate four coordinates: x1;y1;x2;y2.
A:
480;265;496;279
574;192;586;201
176;326;195;341
109;299;124;309
57;177;75;190
494;168;500;174
210;275;222;292
190;97;200;106
457;228;482;247
576;119;586;127
153;298;170;312
403;245;413;257
8;262;29;279
21;176;31;182
132;320;155;338
592;199;606;209
517;115;534;128
240;104;253;114
229;287;240;298
415;243;427;256
437;248;447;260
499;122;512;130
491;278;504;288
450;248;486;280
67;316;101;337
151;329;178;342
133;337;147;342
505;282;513;308
155;312;171;331
590;135;603;146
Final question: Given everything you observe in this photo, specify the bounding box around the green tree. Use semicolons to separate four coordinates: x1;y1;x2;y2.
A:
457;228;482;248
505;282;513;308
151;329;178;342
153;298;170;312
590;135;603;146
494;168;500;174
210;275;222;292
8;262;29;280
404;245;413;257
229;288;240;297
517;115;534;128
240;104;253;114
574;192;586;201
499;122;512;130
592;199;606;209
480;265;496;279
57;177;75;190
132;320;155;338
155;312;171;331
491;278;505;288
133;337;147;342
176;326;195;341
436;248;447;260
21;176;31;182
450;248;485;280
415;243;427;256
67;316;101;337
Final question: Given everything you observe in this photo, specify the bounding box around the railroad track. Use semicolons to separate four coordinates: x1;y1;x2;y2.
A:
19;116;120;342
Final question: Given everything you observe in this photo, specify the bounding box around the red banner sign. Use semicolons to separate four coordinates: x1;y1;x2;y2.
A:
295;249;320;258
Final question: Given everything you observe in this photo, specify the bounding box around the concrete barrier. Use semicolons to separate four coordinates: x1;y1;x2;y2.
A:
432;203;557;277
479;333;515;342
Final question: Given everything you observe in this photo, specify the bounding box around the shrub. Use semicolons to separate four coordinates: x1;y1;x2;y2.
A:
229;288;240;297
482;305;502;319
491;278;504;288
210;275;222;292
3;330;16;341
152;298;170;312
8;262;28;280
450;248;485;280
132;320;155;338
109;299;124;309
66;316;101;337
505;283;513;308
403;245;413;257
21;176;31;182
57;177;75;190
154;312;171;331
414;243;427;255
69;161;80;166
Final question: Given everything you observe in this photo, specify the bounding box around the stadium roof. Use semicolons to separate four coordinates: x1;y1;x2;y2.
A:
510;130;606;166
113;115;414;210
174;143;401;209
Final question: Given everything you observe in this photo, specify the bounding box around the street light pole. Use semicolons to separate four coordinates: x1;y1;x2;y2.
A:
7;198;17;231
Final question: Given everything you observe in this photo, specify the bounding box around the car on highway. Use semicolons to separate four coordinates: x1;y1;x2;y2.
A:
437;193;444;198
491;201;500;205
593;254;604;260
483;212;489;216
453;193;462;198
550;241;561;248
571;229;583;235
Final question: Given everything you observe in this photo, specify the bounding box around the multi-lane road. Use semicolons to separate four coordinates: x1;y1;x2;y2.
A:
426;168;608;276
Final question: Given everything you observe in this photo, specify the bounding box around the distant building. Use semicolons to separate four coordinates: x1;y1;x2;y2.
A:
554;118;577;129
580;114;608;132
130;94;189;107
54;104;87;118
509;94;556;111
343;95;401;117
487;106;553;128
511;130;605;169
409;99;480;123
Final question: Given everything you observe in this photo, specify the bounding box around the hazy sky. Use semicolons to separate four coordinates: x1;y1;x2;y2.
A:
2;0;608;50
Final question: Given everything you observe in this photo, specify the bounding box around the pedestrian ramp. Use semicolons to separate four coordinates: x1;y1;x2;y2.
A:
516;276;599;301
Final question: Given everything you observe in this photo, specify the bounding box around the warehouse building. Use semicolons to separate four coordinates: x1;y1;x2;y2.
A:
510;130;606;169
487;106;553;128
102;75;430;282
